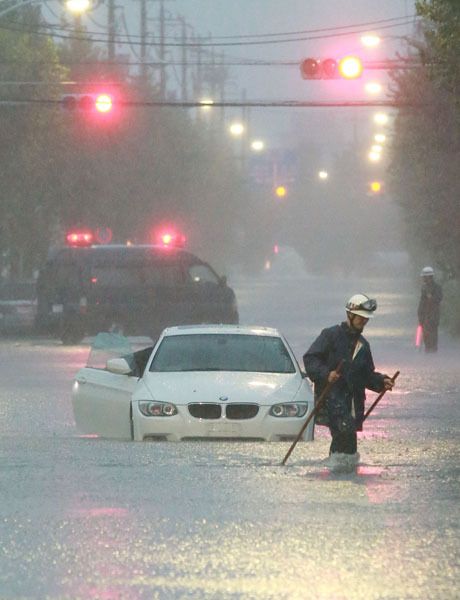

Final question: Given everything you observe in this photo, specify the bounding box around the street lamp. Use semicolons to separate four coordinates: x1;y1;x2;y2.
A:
365;82;383;95
374;133;386;144
318;170;328;180
361;33;381;48
229;121;245;137
65;0;91;13
250;140;265;152
0;0;96;18
373;112;389;126
199;98;214;113
368;151;381;163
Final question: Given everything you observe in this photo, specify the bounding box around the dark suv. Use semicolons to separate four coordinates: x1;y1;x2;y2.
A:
35;245;239;344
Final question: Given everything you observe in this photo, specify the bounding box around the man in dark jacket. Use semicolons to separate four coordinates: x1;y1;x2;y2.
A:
418;267;443;353
303;294;394;473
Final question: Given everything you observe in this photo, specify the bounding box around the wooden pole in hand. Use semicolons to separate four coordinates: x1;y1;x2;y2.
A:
362;371;400;422
281;360;344;466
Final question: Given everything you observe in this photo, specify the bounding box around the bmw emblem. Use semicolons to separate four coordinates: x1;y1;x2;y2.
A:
219;396;228;402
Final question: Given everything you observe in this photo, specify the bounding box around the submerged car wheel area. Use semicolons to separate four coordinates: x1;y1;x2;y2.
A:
71;325;315;442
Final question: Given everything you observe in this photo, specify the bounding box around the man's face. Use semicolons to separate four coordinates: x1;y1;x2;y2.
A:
422;276;433;287
347;314;369;333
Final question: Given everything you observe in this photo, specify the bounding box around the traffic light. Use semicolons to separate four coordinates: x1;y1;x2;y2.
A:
274;185;287;198
300;56;363;80
61;93;114;114
368;181;384;196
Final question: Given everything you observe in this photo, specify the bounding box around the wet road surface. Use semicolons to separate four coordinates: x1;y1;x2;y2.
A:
0;268;459;599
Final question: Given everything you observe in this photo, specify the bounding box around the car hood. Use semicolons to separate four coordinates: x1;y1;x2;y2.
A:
141;371;302;405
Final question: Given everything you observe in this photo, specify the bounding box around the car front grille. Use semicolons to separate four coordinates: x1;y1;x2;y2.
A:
188;403;222;419
225;404;259;420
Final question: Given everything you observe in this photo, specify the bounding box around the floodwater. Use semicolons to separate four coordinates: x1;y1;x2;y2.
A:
0;264;459;599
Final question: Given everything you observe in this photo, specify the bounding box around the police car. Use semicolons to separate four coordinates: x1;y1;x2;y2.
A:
35;229;239;344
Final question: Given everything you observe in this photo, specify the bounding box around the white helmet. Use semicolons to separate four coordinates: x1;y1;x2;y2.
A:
420;266;434;277
346;294;377;319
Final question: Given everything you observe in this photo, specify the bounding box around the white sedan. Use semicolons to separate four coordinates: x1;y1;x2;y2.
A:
71;325;315;442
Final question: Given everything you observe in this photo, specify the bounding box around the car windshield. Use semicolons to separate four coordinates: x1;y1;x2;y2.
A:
149;334;296;373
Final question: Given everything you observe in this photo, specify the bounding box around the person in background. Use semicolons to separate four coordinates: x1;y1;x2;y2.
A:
418;266;443;353
303;294;394;473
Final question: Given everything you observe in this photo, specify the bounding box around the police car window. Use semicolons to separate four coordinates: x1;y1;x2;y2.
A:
188;264;219;284
143;265;184;286
55;264;81;289
91;266;144;287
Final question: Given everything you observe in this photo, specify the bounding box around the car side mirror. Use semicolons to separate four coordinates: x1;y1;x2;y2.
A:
106;357;132;375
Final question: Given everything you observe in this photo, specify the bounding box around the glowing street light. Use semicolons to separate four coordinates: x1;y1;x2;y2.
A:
199;98;214;112
374;112;389;126
365;82;383;95
361;33;381;48
229;122;245;137
371;144;383;153
374;133;386;143
66;0;91;13
318;170;329;180
368;150;381;162
250;139;265;152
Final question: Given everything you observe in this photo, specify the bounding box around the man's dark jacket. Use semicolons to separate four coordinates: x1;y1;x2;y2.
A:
303;322;386;426
418;280;443;327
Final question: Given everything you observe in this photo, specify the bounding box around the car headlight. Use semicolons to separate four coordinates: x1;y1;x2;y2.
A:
138;401;178;417
269;402;308;418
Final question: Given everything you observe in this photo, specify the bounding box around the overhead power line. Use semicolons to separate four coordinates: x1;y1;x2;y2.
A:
0;18;417;48
1;13;418;42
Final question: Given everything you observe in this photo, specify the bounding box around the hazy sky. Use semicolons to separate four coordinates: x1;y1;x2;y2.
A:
48;0;417;156
119;0;417;150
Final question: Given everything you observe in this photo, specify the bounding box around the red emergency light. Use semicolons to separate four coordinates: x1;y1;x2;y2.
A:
155;229;186;248
65;229;94;247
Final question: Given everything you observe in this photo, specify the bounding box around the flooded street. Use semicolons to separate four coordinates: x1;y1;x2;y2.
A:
1;266;459;599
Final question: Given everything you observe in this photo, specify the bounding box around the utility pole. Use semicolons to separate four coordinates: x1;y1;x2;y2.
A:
159;0;166;99
192;35;203;100
107;0;116;62
139;0;148;81
180;16;187;102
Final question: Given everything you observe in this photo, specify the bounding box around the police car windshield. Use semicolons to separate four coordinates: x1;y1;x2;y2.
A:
149;334;296;373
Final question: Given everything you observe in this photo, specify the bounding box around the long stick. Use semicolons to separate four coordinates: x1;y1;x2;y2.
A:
363;371;400;422
281;360;344;466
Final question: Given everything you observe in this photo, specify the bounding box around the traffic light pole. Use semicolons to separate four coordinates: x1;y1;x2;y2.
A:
107;0;116;62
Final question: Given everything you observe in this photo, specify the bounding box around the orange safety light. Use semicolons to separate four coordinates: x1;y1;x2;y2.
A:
338;56;363;79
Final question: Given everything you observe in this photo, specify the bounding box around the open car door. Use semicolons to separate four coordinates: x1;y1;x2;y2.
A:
72;333;144;440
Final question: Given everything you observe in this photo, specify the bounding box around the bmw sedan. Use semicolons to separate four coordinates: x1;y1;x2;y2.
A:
71;325;314;442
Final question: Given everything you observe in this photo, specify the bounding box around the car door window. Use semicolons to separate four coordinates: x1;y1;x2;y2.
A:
188;264;219;284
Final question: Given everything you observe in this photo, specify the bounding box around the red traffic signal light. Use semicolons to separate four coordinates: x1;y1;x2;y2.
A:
300;58;321;79
61;93;114;113
338;56;363;79
300;56;363;80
